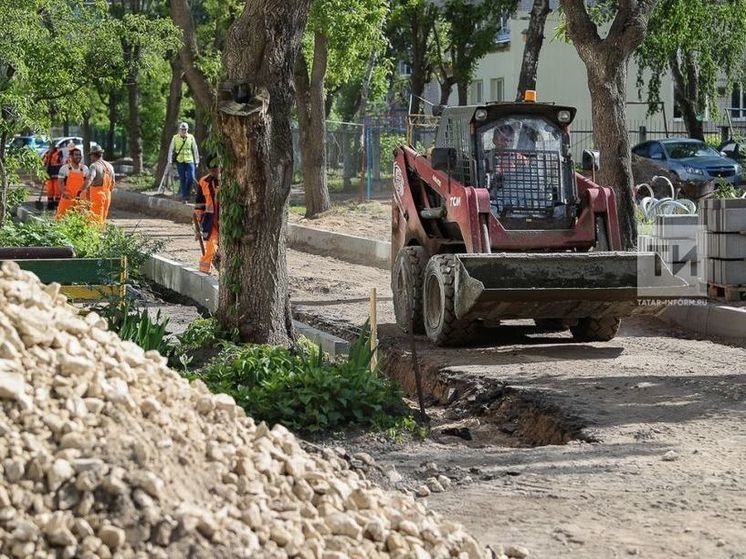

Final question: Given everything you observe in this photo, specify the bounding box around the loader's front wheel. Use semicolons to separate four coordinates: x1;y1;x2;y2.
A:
423;254;475;346
392;246;428;334
570;316;621;342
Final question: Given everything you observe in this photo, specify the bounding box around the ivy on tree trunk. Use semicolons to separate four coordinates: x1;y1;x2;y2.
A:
216;0;311;346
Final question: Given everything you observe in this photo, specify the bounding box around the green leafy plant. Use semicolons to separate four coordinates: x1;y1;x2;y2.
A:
99;300;173;357
184;323;407;434
713;178;744;199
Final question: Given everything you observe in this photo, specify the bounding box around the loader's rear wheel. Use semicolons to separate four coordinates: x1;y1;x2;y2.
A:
423;254;476;346
570;316;621;342
392;246;428;334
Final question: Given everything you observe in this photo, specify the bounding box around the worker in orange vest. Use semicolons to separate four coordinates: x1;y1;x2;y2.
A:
195;160;220;274
80;145;115;223
55;146;89;219
42;145;63;210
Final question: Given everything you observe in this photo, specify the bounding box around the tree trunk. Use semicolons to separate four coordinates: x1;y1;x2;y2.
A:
194;101;208;173
457;81;468;106
561;0;656;250
63;120;70;136
171;0;215;113
155;57;183;188
127;58;143;174
670;50;704;140
294;34;331;218
587;62;637;249
409;67;426;114
82;112;91;166
216;0;311;345
439;76;455;105
516;0;551;100
107;92;118;156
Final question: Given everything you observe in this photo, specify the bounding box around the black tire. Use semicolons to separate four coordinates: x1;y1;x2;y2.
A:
392;246;428;334
570;316;621;342
534;319;566;332
422;254;476;346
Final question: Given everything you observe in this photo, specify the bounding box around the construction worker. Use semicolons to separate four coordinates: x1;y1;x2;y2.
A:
80;145;115;224
166;122;200;202
195;160;220;274
55;146;89;219
42;145;63;210
62;141;78;165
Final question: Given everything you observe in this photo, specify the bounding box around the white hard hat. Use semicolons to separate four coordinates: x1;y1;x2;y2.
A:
179;122;189;130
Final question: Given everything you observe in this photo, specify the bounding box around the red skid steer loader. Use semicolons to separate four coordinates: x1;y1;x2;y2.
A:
391;97;689;346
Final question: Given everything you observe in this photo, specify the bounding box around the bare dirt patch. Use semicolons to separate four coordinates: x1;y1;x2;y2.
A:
289;200;391;241
110;208;746;559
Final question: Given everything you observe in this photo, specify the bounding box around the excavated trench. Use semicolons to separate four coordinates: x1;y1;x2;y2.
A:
379;338;595;448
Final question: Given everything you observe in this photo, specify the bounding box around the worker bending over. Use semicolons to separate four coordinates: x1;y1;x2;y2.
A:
55;147;89;219
195;160;220;274
42;145;63;210
81;145;115;223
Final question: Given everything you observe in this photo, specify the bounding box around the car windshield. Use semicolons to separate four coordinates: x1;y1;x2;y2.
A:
665;142;720;159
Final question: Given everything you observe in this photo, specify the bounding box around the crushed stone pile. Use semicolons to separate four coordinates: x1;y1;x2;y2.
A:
0;261;492;559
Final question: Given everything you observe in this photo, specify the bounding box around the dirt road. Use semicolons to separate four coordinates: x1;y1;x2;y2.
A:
111;209;746;558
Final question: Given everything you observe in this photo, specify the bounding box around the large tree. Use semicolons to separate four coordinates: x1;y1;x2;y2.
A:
387;0;438;114
294;0;387;218
635;0;746;141
216;0;311;345
440;0;518;105
516;0;552;100
561;0;657;249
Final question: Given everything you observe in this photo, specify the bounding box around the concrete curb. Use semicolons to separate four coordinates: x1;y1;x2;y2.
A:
660;304;746;341
143;254;349;355
15;205;350;356
112;190;391;269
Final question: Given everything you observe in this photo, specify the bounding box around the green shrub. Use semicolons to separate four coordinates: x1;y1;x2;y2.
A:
185;323;406;434
0;213;162;278
98;300;173;356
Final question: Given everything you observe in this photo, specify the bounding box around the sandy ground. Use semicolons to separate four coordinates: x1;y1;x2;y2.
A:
288;200;391;241
110;209;746;559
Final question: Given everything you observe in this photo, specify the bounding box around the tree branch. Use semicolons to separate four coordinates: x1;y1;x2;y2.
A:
559;0;601;49
608;0;657;55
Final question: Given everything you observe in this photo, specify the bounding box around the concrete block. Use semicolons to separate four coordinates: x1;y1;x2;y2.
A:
293;321;349;356
711;259;746;285
112;190;193;224
709;207;746;233
654;214;699;239
706;232;746;260
661;300;746;340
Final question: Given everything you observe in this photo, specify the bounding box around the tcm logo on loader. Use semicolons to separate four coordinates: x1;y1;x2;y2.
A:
449;196;462;207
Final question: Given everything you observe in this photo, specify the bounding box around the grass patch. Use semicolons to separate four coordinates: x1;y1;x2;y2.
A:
119;173;157;192
174;319;411;435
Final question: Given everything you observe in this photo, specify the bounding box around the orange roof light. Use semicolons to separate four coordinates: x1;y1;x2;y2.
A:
524;90;537;103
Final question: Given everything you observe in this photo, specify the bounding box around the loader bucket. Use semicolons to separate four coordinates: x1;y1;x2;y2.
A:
451;252;694;322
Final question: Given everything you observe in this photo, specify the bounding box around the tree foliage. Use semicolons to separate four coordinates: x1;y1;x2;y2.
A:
635;0;746;139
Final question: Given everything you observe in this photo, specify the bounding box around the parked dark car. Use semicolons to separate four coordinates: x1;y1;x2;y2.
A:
632;138;743;185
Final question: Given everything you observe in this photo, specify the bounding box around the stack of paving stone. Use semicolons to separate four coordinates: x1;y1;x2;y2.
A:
700;198;746;301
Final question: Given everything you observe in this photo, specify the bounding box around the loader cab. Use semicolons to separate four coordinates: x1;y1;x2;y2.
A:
433;101;578;229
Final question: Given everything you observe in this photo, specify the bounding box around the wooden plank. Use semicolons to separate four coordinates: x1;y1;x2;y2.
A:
60;285;121;301
3;258;121;284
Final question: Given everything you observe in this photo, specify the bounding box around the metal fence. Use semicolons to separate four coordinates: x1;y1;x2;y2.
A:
292;114;416;199
569;118;746;161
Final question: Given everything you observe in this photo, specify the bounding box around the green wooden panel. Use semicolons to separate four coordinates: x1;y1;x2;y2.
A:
2;258;123;285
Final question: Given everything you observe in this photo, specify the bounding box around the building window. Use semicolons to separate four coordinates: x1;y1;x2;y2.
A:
490;78;504;102
398;61;412;77
731;84;746;120
470;80;484;104
495;12;510;44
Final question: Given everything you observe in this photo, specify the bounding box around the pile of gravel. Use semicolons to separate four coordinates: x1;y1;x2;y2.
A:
0;261;492;558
